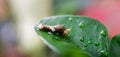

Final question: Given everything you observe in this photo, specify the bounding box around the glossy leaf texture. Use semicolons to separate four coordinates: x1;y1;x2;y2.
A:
35;15;109;57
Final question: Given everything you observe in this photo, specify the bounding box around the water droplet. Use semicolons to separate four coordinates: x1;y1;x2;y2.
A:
55;36;59;40
69;17;73;21
79;22;84;28
101;50;109;57
84;44;87;47
67;34;71;37
48;32;52;34
95;41;100;46
80;37;84;42
88;41;92;44
101;30;106;36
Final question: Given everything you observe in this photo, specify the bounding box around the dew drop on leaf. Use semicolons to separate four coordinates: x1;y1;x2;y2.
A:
79;22;85;28
95;41;100;46
88;40;92;44
80;37;84;42
101;50;109;57
68;17;73;21
48;32;52;35
101;30;106;36
84;44;87;47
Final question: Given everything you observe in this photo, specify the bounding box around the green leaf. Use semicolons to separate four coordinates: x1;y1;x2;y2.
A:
110;34;120;57
35;15;109;57
35;31;90;57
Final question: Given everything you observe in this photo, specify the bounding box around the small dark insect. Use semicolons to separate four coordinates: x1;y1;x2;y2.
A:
36;24;70;36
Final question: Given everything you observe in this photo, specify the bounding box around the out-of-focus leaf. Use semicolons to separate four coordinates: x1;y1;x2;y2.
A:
110;34;120;57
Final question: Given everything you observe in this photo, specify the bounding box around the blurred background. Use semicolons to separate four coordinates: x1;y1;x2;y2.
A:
0;0;120;57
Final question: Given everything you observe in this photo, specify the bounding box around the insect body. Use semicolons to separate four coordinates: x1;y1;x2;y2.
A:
37;24;70;36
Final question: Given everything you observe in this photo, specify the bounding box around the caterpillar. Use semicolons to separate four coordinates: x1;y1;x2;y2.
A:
37;24;70;36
